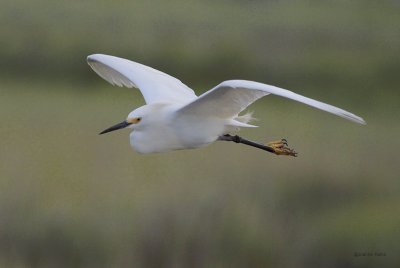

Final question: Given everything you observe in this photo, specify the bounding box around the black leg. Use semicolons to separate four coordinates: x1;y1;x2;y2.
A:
218;134;297;156
218;134;275;153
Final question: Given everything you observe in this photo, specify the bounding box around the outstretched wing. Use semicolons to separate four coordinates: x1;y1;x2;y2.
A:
177;80;366;124
87;54;197;104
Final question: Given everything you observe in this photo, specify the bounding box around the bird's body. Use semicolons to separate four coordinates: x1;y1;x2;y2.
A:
88;54;365;155
126;102;238;153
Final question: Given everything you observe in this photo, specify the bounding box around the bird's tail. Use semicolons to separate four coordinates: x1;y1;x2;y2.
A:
230;111;258;128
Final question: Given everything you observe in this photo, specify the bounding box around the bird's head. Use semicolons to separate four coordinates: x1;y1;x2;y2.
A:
99;107;147;135
99;103;173;135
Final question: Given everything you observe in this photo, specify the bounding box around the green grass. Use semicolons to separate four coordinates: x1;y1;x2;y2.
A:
0;80;399;267
1;0;399;266
1;0;399;98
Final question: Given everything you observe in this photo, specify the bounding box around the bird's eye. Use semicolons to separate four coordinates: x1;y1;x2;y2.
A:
127;117;142;124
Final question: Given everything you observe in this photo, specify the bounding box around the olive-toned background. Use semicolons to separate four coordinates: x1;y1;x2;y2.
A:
1;0;399;267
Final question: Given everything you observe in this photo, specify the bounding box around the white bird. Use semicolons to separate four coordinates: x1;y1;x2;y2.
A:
87;54;365;156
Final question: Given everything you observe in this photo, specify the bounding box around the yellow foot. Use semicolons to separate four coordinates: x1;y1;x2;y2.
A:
266;139;298;157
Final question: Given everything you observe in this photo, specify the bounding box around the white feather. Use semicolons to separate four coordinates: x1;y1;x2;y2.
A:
177;80;366;125
87;54;197;104
89;55;366;154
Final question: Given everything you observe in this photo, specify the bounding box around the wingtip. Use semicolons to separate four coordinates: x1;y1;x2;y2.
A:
87;54;100;63
350;113;366;125
332;107;365;125
347;114;366;125
87;54;109;63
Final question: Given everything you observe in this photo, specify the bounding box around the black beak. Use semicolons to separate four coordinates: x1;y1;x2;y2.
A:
99;120;132;135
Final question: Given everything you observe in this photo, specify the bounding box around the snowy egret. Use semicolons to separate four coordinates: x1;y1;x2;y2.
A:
87;54;365;156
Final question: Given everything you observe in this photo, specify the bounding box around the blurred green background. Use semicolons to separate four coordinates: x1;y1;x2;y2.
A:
1;0;399;267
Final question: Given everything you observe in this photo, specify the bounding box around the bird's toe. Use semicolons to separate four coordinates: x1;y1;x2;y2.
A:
266;139;297;157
